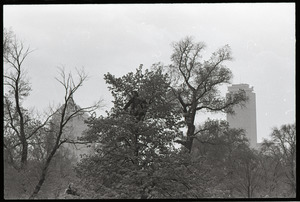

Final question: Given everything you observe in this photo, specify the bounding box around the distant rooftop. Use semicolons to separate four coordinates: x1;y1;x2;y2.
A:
228;83;254;92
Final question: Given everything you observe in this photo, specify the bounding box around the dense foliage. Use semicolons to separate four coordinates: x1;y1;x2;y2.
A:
75;66;213;198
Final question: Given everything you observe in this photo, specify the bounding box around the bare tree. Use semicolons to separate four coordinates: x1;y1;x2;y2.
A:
167;36;247;153
3;31;53;169
29;67;102;199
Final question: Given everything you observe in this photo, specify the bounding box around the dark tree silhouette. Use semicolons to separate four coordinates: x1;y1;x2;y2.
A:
167;36;248;153
124;91;148;121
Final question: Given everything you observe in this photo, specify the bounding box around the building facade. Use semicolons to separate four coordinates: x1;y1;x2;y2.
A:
226;84;258;148
48;98;94;162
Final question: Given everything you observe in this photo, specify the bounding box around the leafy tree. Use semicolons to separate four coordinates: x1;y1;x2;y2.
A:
227;147;262;198
192;119;253;197
75;66;213;198
167;36;248;153
260;123;296;197
257;149;286;197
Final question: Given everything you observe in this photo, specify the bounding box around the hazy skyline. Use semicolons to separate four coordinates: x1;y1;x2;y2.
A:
3;3;295;142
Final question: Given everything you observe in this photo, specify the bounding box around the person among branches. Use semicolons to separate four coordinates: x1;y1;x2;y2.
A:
123;90;148;121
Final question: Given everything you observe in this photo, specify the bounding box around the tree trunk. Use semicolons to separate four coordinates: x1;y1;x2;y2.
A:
186;123;195;153
20;139;28;169
15;72;28;169
16;90;28;169
174;111;197;153
29;145;58;199
185;109;196;153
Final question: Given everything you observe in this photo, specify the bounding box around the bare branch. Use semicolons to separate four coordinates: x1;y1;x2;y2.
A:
30;67;103;198
3;81;16;90
62;105;98;127
4;97;21;138
26;111;56;140
64;139;93;145
4;75;17;83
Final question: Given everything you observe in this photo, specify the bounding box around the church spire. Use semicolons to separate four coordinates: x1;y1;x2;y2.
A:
66;89;77;111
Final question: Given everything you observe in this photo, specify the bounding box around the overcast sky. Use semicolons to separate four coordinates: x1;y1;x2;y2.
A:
4;3;295;142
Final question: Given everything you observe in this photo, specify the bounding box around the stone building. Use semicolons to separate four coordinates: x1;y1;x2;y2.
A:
48;97;94;162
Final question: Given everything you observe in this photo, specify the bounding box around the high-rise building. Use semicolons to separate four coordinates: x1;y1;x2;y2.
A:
226;84;257;148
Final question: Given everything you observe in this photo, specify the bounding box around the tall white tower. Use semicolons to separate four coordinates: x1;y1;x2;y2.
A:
226;84;257;148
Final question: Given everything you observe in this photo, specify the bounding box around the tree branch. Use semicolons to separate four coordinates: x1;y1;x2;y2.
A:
26;111;56;140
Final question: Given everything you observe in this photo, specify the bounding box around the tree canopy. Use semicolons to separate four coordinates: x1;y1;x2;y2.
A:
167;36;248;152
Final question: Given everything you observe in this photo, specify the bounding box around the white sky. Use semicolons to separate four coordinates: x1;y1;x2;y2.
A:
3;3;295;142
